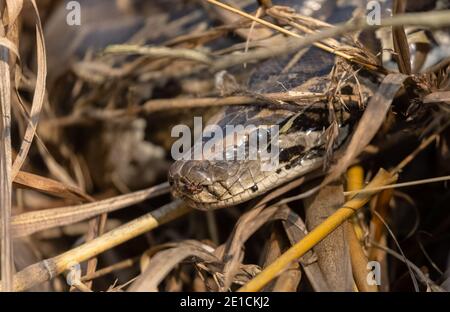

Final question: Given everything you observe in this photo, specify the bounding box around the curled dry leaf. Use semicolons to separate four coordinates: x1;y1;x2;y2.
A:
129;240;219;292
220;205;278;290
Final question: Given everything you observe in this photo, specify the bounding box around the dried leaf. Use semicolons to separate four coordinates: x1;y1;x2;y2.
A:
13;171;93;202
303;182;353;291
392;0;412;74
280;208;330;291
210;0;273;41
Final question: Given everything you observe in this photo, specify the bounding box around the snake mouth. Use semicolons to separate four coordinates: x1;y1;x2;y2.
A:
168;160;217;206
170;176;203;196
168;158;254;208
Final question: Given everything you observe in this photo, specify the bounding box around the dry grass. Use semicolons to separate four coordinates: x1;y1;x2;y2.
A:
0;0;449;292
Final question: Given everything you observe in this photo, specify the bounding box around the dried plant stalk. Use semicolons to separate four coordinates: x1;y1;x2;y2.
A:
0;32;13;293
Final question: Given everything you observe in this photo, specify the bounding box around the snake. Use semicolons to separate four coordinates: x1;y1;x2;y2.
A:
168;0;380;210
168;0;366;210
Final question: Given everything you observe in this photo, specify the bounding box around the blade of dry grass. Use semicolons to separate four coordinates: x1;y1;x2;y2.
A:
104;44;212;64
0;24;13;292
370;242;445;291
81;257;139;282
11;0;47;178
13;171;93;202
392;0;412;74
0;37;19;58
206;0;381;71
9;182;170;238
344;175;450;196
372;210;419;291
220;205;278;290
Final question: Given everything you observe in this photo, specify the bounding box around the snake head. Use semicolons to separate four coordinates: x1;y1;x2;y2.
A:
168;156;275;210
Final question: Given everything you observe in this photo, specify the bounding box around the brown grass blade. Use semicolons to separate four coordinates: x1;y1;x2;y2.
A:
9;182;169;238
0;8;13;292
13;171;93;202
11;0;47;178
392;0;412;74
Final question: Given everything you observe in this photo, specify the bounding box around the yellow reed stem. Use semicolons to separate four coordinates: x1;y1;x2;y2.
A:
347;166;365;240
347;166;364;194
